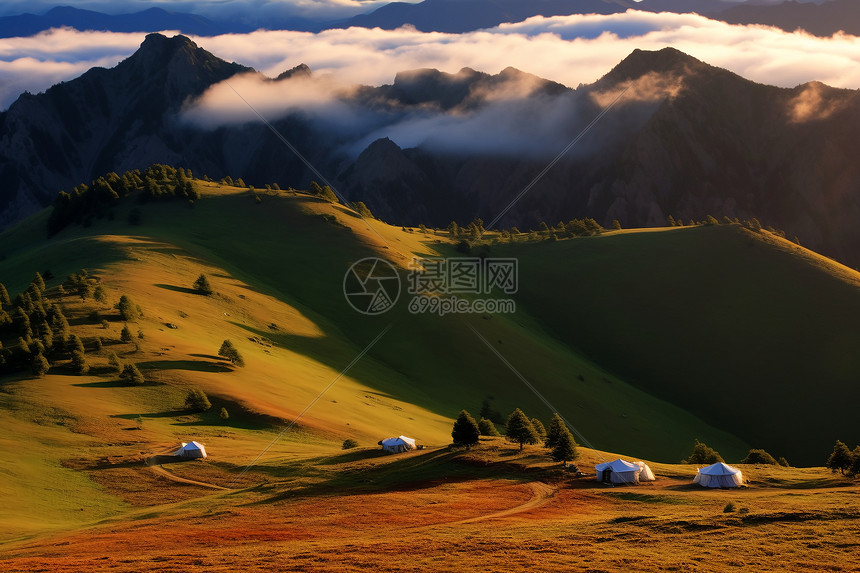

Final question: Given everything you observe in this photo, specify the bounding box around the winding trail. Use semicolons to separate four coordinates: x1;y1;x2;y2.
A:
418;481;557;529
144;455;232;491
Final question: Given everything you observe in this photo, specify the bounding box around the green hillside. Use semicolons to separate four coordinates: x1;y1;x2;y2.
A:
499;225;860;465
1;177;857;539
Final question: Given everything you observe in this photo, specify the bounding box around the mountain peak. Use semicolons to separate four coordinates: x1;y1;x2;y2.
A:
600;47;707;85
276;63;312;81
139;33;198;54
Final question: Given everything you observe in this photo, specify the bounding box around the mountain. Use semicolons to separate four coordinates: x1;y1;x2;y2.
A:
719;0;860;37
0;34;250;228
0;6;256;37
4;35;860;270
339;0;747;33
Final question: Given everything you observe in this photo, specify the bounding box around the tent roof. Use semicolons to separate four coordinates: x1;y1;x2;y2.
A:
697;462;741;476
595;458;639;472
381;435;416;446
180;441;204;450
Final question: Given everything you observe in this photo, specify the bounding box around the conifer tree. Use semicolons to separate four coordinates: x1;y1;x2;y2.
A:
451;410;480;448
505;408;539;450
544;413;567;449
551;426;579;465
826;440;853;475
218;340;245;367
477;418;500;436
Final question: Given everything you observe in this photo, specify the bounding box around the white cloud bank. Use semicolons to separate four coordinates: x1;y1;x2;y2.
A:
2;10;860;112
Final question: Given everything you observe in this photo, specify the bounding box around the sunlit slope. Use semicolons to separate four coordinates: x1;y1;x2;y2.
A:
499;224;860;465
0;183;747;465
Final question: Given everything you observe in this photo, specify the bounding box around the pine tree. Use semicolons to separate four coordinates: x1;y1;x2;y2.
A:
70;350;89;375
120;324;133;343
93;285;108;304
193;274;213;295
0;283;10;307
107;351;122;374
505;408;539;450
31;353;50;377
115;295;139;321
185;388;212;412
219;407;230;422
33;272;46;291
67;334;85;354
826;440;853;475
477;418;500;436
849;446;860;477
119;363;144;385
544;413;567;449
218;339;245;367
531;418;547;441
551;426;579;465
451;410;480;448
13;307;31;338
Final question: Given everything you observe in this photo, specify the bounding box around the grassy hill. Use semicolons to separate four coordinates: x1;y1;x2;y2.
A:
498;224;860;466
1;178;859;542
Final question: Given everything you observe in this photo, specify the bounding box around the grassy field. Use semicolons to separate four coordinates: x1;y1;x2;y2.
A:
1;180;859;561
0;440;857;572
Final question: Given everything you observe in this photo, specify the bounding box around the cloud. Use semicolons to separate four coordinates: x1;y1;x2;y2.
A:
787;82;850;123
4;10;860;115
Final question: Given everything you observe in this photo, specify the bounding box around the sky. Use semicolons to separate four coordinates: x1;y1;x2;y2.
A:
0;0;406;21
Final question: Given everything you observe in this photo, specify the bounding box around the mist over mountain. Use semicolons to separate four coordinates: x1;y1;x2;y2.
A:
3;33;860;270
339;0;829;34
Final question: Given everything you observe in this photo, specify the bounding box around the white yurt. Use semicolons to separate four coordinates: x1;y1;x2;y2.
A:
379;435;416;453
637;461;656;481
175;441;207;459
595;459;642;484
693;462;744;488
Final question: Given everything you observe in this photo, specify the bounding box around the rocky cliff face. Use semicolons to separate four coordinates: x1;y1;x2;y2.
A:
3;36;860;268
0;34;250;228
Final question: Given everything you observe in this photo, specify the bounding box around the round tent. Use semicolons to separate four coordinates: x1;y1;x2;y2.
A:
175;441;207;459
595;458;641;484
637;461;656;481
378;435;416;453
693;462;743;488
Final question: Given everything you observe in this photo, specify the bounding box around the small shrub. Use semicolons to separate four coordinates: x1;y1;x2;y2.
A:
119;363;144;385
193;274;213;295
120;324;133;342
741;449;778;465
477;418;500;436
218;339;245;367
219;407;230;422
723;502;736;513
70;350;89;375
185;388;212;412
685;439;723;464
342;439;359;450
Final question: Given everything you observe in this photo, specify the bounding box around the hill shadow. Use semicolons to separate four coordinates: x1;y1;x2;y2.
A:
137;359;232;373
72;379;130;388
111;410;190;420
154;283;198;294
189;353;225;361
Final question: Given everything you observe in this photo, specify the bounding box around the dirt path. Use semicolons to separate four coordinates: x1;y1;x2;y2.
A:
145;455;232;491
425;481;557;528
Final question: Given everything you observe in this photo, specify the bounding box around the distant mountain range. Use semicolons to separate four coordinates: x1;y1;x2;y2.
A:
0;1;845;38
3;33;860;271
